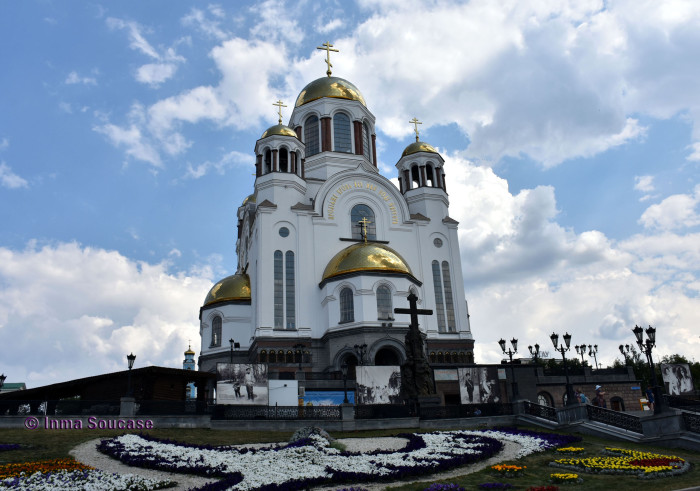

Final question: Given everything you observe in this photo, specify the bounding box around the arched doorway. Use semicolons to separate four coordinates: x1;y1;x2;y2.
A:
374;347;401;366
341;354;359;379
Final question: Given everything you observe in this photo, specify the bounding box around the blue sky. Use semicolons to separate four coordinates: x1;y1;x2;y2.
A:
1;0;699;387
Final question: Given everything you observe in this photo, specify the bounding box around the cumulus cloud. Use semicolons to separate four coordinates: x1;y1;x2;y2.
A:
634;175;654;193
0;242;213;388
136;63;178;87
0;162;28;189
639;185;700;231
442;154;700;366
182;5;229;40
94;103;163;167
182;150;253;180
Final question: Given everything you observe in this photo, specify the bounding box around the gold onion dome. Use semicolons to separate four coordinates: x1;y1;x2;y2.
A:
261;124;297;139
203;274;251;306
242;193;256;205
185;346;195;355
401;140;439;158
322;242;414;281
295;76;366;107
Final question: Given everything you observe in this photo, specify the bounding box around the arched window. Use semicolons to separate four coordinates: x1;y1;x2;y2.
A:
430;352;436;363
274;250;296;330
537;392;553;407
377;285;392;320
274;251;283;329
264;149;272;174
259;350;267;363
411;165;421;188
279;148;289;172
340;287;354;323
432;260;456;332
286;350;294;363
363;122;371;159
333;113;352;153
437;352;444;364
285;251;295;329
351;204;376;240
211;316;222;347
269;351;276;363
304;115;319;156
426;165;436;187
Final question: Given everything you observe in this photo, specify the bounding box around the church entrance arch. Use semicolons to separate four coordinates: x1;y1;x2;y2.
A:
374;347;401;366
341;353;359;379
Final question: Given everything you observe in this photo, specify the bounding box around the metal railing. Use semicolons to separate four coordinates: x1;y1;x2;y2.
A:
419;403;513;420
523;401;557;422
664;395;700;413
0;400;121;416
355;404;414;419
136;400;211;415
586;404;643;433
211;405;341;420
681;411;700;434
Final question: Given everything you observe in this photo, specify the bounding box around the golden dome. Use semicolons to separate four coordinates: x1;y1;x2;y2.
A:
185;346;195;355
261;124;298;139
401;140;439;158
322;243;414;282
242;193;256;205
203;274;251;306
295;76;366;107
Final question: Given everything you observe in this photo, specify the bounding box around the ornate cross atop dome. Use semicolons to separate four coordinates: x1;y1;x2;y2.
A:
317;41;339;77
409;117;422;142
273;99;287;124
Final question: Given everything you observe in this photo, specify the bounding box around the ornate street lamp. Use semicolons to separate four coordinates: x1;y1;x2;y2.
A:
588;344;599;369
619;344;631;365
126;353;136;396
574;344;587;364
550;332;576;406
498;338;519;398
354;343;368;366
341;362;349;404
633;324;665;414
528;344;540;362
229;338;240;365
293;343;305;371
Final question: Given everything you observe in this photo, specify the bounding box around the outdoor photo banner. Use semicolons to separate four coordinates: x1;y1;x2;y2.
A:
457;367;502;404
356;366;401;404
660;363;694;395
216;363;269;405
303;390;355;406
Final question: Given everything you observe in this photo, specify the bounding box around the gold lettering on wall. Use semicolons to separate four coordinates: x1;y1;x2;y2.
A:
326;181;399;224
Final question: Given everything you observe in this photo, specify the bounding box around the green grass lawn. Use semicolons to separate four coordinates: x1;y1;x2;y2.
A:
0;426;697;490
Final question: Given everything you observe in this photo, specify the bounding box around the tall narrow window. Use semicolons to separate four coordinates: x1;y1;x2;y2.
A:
333;113;352;152
274;250;283;329
211;316;222;347
432;261;446;332
363;122;371;158
351;204;376;240
426;165;435;187
441;261;456;332
304;115;319;156
279;148;289;172
377;285;392;320
340;287;354;323
264;150;272;174
285;251;295;329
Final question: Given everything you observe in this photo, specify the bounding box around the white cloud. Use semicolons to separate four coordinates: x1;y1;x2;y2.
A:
182;6;229;40
687;142;700;161
0;138;8;151
0;162;28;189
65;71;97;85
249;0;304;44
0;242;213;388
639;185;700;231
317;18;343;34
106;17;160;59
136;63;178;87
93;103;162;167
634;175;655;193
182;150;253;180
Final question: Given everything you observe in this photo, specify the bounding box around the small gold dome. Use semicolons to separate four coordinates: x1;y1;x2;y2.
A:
322;243;414;281
203;274;251;306
242;193;256;205
261;124;298;139
185;346;195;355
401;140;439;158
295;76;366;107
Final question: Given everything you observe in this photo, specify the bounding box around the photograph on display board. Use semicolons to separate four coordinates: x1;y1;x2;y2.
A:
216;363;269;405
356;366;401;404
660;363;694;395
457;367;501;404
302;390;355;406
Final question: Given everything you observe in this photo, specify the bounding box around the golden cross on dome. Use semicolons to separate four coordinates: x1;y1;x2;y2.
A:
317;41;339;77
358;216;371;243
273;100;287;124
409;117;422;142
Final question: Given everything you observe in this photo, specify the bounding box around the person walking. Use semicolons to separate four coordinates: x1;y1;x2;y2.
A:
645;386;655;412
593;385;606;408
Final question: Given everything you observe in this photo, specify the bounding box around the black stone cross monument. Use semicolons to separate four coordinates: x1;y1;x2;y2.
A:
394;293;439;405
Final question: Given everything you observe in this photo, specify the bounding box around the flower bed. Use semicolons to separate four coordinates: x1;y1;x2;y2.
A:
555;447;584;455
0;445;20;453
491;464;526;477
550;472;582;484
550;446;689;479
98;428;579;491
0;458;174;490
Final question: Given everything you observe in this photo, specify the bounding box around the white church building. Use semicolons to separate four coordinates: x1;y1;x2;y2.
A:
198;48;474;386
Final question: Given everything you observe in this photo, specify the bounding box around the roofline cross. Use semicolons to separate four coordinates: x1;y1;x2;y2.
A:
409;117;422;142
273;100;287;124
317;41;339;77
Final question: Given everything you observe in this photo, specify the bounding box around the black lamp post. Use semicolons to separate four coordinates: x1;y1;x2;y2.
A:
619;344;631;365
293;343;305;371
528;344;540;362
126;353;136;396
498;338;519;398
574;345;587;364
588;344;599;369
341;362;349;404
633;324;665;415
229;338;240;365
354;343;368;366
550;332;576;406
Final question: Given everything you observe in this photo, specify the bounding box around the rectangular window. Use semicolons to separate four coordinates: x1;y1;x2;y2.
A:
442;261;456;332
432;261;446;332
274;251;283;329
285;251;295;329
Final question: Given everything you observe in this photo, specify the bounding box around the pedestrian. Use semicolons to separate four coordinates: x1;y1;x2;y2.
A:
593;385;606;408
576;388;588;404
244;367;255;400
645;387;655;412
